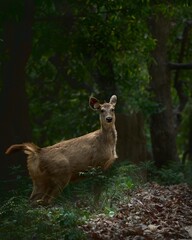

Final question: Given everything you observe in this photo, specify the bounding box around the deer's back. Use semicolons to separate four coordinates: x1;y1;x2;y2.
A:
38;130;115;176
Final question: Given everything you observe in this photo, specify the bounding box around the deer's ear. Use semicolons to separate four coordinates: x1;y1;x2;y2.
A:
89;97;100;110
109;95;117;106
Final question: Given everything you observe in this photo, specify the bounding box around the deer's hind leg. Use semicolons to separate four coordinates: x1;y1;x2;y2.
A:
29;179;51;205
41;185;61;205
41;177;71;205
30;180;42;201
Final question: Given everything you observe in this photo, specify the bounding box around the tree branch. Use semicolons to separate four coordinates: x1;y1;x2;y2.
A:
168;62;192;70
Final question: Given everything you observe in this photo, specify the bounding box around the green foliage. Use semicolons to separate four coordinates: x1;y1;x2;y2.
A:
0;162;140;240
21;0;192;152
183;161;192;184
143;160;192;185
24;0;159;147
0;197;86;240
0;0;191;151
0;0;25;23
157;167;185;185
93;162;143;211
177;101;192;158
1;160;192;240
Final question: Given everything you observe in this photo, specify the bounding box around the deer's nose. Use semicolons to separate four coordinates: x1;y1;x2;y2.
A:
106;117;112;123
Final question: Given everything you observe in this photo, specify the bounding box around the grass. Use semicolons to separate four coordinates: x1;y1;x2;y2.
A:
0;197;86;240
0;160;191;240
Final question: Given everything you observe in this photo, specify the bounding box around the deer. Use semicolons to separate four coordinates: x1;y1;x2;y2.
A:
5;95;118;205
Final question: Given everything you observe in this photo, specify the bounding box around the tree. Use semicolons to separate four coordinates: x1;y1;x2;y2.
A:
0;0;34;178
148;11;179;167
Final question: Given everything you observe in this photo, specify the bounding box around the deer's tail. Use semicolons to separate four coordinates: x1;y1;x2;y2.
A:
5;143;40;156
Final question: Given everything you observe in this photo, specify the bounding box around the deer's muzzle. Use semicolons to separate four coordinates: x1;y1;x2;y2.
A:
106;117;112;123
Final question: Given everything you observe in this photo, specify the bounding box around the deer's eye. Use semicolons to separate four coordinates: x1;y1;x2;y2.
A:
101;109;105;113
111;108;115;112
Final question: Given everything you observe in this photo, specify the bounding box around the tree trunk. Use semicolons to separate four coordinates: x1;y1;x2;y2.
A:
148;13;179;168
0;1;34;179
116;113;148;164
186;109;192;162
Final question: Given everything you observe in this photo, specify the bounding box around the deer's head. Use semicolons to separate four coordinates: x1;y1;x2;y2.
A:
89;95;117;126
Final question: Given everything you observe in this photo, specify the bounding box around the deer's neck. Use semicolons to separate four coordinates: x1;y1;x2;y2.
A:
100;124;117;144
100;124;118;160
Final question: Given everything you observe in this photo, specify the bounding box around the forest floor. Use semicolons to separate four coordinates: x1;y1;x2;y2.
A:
81;183;192;240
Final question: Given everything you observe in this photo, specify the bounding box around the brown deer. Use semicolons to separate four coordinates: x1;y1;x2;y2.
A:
5;95;118;205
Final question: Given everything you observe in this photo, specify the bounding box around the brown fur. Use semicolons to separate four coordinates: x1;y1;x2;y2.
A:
5;95;118;205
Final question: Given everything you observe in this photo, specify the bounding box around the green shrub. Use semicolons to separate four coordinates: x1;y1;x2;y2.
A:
142;160;190;185
2;160;191;240
0;197;86;240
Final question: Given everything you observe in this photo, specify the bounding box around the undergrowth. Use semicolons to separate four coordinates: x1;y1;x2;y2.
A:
0;160;191;240
0;197;86;240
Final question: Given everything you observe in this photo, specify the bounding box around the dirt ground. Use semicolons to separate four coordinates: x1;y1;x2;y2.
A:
81;183;192;240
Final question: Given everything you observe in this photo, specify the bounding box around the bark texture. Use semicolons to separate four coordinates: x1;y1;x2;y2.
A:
148;14;179;167
0;1;34;179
